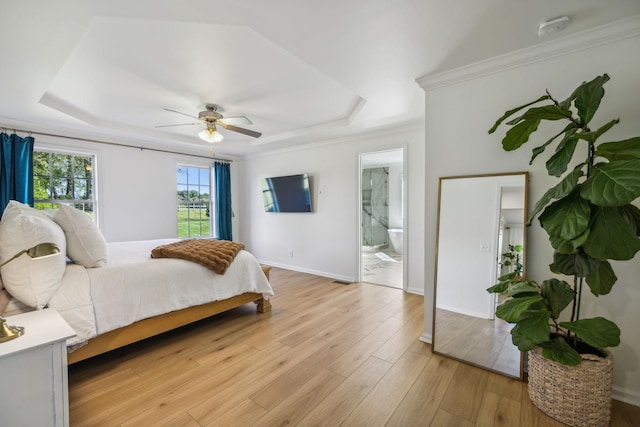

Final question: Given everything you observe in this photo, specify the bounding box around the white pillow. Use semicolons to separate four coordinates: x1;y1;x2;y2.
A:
0;201;67;309
49;204;107;268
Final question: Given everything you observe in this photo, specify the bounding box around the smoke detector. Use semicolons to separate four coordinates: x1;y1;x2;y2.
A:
538;16;570;37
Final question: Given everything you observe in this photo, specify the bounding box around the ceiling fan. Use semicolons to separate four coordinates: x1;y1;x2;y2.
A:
156;104;262;143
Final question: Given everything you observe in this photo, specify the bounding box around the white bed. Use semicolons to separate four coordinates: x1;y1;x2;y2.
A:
2;239;274;361
58;239;273;344
0;203;273;363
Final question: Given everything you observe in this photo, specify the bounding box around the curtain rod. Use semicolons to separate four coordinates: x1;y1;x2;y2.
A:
2;127;233;163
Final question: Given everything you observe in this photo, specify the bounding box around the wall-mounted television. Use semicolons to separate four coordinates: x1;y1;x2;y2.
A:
261;173;312;213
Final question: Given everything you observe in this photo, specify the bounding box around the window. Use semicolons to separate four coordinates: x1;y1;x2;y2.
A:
33;150;96;218
177;165;213;238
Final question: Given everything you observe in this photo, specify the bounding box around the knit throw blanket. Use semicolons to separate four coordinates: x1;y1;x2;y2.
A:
151;239;245;275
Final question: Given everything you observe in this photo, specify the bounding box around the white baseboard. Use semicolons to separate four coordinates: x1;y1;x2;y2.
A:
259;261;425;295
613;385;640;407
406;285;424;296
258;260;356;284
420;332;432;344
436;303;490;320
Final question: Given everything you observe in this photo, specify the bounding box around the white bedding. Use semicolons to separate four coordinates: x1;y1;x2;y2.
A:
46;239;274;348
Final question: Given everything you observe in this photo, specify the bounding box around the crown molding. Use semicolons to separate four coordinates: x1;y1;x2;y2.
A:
416;15;640;92
242;117;424;160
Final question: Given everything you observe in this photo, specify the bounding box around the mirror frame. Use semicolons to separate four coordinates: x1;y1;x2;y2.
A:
431;172;529;380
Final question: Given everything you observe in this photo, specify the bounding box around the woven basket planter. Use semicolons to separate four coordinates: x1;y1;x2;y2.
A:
528;347;614;427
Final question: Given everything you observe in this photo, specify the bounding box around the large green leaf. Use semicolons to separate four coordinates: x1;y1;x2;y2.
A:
541;338;582;366
583;206;640;260
540;279;575;319
549;228;590;254
597;137;640;161
574;74;610;126
580;160;640;207
506;282;540;298
507;105;573;126
510;327;539;352
487;272;530;294
497;271;520;281
511;310;551;349
619;204;640;236
546;136;579;177
559;81;583;111
528;167;582;225
487;281;509;293
539;191;590;240
560;317;621;348
496;295;544;322
575;119;619;144
488;95;550;134
552;251;600;277
586;261;617;296
502;119;541;151
529;124;577;165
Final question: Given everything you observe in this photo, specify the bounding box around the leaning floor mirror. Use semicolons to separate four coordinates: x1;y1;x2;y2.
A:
432;172;528;380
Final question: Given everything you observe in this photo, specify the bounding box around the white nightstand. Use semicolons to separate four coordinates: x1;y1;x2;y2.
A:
0;308;76;427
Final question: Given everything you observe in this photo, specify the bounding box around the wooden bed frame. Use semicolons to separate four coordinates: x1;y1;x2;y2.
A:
67;266;272;364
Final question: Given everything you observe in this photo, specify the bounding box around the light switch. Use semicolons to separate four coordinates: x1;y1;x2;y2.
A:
480;242;491;252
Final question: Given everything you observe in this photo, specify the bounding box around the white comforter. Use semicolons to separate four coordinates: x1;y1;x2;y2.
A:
48;239;274;347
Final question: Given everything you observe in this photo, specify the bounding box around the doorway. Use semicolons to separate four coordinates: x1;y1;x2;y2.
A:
358;148;406;289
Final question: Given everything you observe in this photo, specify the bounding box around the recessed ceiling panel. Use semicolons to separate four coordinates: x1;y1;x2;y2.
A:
42;17;362;143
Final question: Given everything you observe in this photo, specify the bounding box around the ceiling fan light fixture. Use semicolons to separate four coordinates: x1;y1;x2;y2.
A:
198;126;224;143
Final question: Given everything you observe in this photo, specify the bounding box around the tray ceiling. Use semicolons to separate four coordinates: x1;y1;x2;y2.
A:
1;1;638;156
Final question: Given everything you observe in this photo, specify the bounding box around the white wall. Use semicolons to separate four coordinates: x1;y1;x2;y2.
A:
30;134;240;242
237;124;425;294
419;23;640;404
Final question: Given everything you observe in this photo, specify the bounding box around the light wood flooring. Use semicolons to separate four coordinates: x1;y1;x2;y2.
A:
68;267;640;426
434;309;521;378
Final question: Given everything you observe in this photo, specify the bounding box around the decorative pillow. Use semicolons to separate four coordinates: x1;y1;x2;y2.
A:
49;204;107;268
0;201;67;309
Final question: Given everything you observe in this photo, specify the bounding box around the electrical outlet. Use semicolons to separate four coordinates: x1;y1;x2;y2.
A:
289;250;294;258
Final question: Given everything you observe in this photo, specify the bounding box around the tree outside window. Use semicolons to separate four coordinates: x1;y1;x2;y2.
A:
33;150;96;218
177;165;213;238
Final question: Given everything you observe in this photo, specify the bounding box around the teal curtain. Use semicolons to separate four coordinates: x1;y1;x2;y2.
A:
0;132;34;215
214;161;232;241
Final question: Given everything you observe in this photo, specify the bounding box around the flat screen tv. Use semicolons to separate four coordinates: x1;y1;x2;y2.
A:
261;173;312;212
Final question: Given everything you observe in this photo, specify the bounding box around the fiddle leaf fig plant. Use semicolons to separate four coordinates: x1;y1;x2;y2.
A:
500;244;523;276
487;74;640;365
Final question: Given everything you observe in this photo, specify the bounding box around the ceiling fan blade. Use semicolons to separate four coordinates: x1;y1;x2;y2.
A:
164;108;199;119
219;115;253;125
155;122;201;128
218;123;262;138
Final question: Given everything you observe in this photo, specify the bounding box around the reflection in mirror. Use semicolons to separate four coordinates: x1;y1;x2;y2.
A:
432;172;528;380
